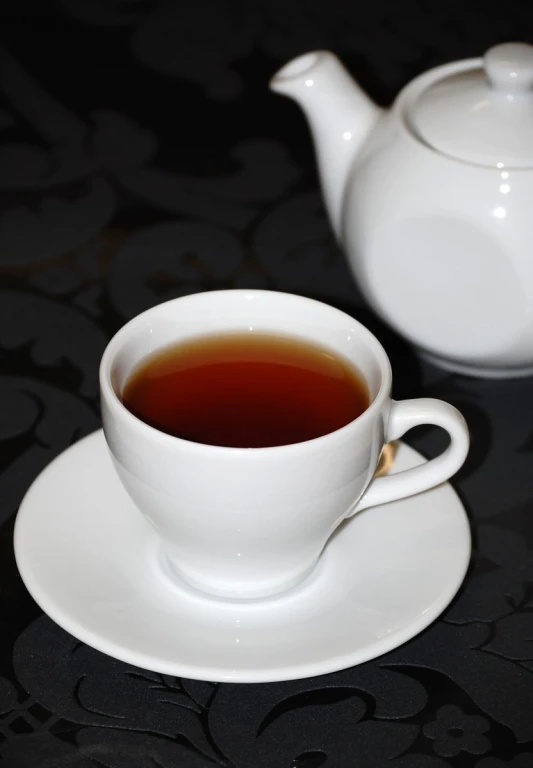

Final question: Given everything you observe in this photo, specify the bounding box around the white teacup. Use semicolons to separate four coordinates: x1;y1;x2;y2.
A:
100;290;469;600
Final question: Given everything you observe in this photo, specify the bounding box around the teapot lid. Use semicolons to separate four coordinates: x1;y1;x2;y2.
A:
411;42;533;168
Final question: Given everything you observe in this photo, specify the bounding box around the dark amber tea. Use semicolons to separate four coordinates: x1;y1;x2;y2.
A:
122;333;370;448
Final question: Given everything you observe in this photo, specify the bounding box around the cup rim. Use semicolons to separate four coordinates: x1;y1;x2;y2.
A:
100;289;393;455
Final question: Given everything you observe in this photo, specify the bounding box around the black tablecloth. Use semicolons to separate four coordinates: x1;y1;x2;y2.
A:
2;3;533;766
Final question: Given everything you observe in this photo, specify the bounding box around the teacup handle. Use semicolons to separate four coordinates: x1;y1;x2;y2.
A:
348;398;469;516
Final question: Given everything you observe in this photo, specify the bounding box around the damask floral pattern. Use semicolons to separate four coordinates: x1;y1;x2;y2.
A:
423;706;490;758
2;2;533;765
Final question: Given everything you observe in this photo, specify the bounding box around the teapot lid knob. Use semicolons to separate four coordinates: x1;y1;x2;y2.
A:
485;42;533;92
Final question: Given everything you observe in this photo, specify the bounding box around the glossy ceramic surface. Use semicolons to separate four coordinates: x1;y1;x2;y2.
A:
271;44;533;377
14;431;471;683
99;290;469;599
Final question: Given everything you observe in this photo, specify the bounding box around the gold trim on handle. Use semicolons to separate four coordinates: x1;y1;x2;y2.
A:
374;442;399;478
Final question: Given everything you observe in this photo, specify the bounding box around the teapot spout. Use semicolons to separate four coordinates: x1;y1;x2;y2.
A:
271;51;381;239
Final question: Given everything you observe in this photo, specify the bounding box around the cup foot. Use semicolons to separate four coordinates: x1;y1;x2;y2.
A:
155;548;320;603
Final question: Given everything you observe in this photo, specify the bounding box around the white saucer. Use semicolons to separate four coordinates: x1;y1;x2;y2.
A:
14;431;470;683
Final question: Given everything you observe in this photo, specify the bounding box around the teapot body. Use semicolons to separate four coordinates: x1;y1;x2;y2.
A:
341;62;533;377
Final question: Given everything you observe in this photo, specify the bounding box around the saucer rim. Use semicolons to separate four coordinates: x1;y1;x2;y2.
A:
14;430;471;683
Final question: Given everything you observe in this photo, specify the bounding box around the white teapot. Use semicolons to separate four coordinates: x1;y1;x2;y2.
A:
271;43;533;378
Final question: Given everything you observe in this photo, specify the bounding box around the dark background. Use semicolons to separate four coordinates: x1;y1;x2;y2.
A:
1;1;533;766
